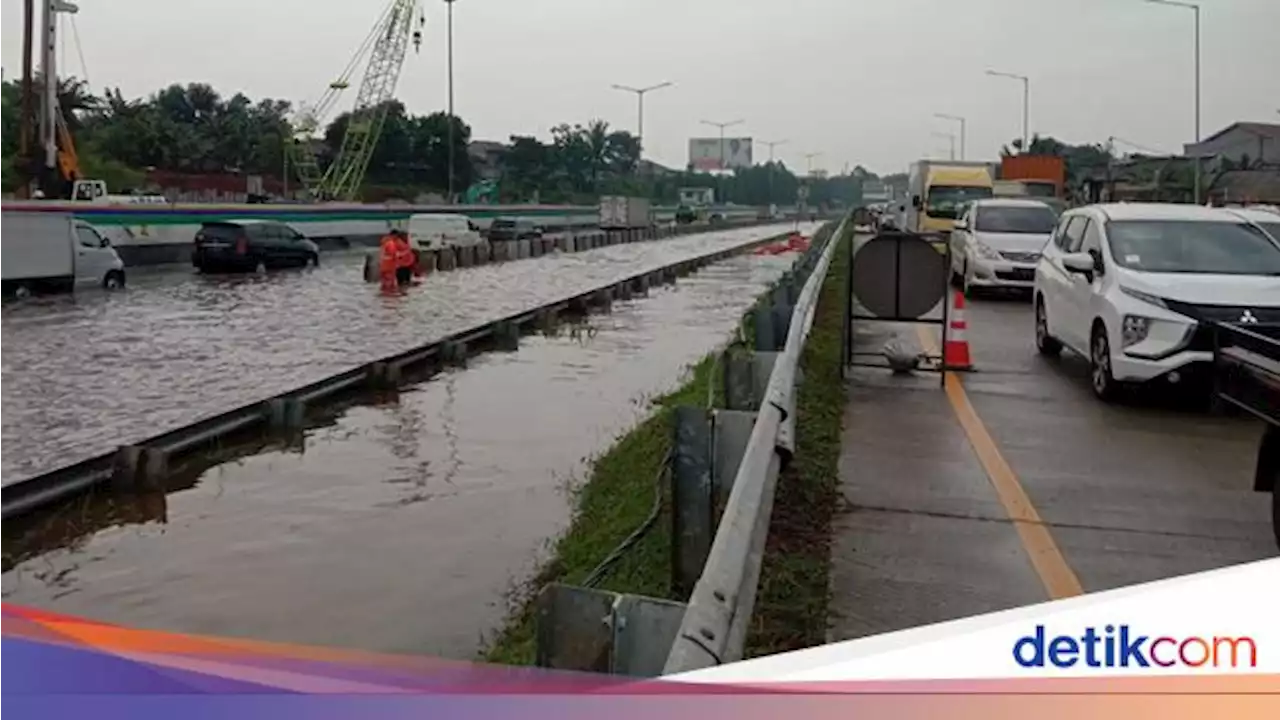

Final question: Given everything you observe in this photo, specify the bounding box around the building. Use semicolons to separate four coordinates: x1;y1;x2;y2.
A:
1184;122;1280;166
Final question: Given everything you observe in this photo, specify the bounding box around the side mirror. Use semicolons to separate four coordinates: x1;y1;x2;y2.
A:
99;236;111;248
1088;248;1105;274
1062;252;1095;275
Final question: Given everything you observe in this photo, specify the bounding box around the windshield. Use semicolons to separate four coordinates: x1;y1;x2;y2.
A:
926;185;993;219
974;205;1057;234
491;219;516;229
1105;220;1280;275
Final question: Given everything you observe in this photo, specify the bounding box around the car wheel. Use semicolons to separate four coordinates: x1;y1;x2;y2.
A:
1090;322;1122;402
1035;296;1062;357
13;284;32;299
307;253;319;268
255;260;268;274
103;270;125;290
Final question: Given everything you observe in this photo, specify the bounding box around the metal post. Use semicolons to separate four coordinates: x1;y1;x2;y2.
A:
701;118;745;201
1193;3;1201;204
445;0;456;203
984;71;1029;151
934;113;966;160
613;82;672;166
19;0;34;194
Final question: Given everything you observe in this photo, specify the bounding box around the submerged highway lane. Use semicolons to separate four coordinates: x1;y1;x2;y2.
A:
2;249;806;658
1;223;816;485
830;290;1275;640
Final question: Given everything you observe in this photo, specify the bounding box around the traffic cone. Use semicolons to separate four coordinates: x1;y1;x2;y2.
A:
943;290;973;371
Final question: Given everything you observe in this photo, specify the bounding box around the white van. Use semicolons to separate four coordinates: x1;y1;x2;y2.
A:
2;211;126;298
407;213;485;252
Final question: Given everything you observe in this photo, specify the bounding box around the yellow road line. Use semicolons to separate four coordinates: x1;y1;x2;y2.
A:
914;325;1085;600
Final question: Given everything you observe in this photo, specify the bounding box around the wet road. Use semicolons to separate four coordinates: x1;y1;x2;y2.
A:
2;223;815;485
830;286;1275;640
2;250;802;658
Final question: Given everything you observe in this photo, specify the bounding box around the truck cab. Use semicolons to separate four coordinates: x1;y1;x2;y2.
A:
906;162;995;241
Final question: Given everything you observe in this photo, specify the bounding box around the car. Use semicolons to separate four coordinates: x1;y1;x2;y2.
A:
486;217;542;242
407;213;485;252
1033;203;1280;402
1229;206;1280;243
192;219;319;274
950;198;1058;296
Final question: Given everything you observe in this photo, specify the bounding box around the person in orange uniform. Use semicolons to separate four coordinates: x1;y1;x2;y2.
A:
378;232;401;292
392;230;415;287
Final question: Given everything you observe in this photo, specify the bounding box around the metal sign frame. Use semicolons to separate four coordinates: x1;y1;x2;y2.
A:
841;229;952;387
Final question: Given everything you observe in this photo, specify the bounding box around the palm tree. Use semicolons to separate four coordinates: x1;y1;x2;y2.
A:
584;119;610;190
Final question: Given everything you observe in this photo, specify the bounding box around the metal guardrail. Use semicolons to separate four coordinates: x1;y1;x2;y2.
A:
1;229;801;521
530;215;847;677
661;213;847;674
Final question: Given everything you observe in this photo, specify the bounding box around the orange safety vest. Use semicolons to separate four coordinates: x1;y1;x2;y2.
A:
393;237;415;268
379;235;399;276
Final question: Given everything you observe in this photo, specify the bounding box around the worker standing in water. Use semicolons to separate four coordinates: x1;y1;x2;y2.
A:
378;231;401;292
392;230;415;287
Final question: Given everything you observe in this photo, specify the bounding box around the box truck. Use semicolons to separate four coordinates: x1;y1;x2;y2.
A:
598;196;653;229
998;155;1066;199
904;160;995;240
2;211;126;298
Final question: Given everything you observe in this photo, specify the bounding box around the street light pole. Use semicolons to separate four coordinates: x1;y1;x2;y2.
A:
444;0;457;203
986;69;1030;151
760;139;787;204
1143;0;1201;203
611;81;673;165
803;152;822;176
932;132;956;161
701;119;744;203
933;113;966;160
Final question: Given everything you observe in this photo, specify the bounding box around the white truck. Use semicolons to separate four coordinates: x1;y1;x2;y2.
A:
2;211;127;298
598;196;653;230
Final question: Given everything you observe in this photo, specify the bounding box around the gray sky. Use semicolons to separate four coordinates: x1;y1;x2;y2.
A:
3;0;1278;176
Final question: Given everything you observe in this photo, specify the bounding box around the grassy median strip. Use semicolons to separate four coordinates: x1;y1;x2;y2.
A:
745;225;848;657
483;226;846;666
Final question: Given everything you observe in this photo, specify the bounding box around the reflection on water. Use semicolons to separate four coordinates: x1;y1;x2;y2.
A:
1;248;806;658
2;224;807;484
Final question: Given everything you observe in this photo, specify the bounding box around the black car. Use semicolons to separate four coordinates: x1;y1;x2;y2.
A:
192;220;320;273
486;217;543;242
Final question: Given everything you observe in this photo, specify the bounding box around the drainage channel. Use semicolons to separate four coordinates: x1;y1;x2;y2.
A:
1;249;805;659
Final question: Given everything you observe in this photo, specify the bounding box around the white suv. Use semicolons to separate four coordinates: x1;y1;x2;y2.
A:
1033;203;1280;401
950;198;1059;295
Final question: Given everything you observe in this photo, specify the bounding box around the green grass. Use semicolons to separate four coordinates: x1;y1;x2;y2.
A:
482;223;848;666
745;223;849;657
482;353;723;666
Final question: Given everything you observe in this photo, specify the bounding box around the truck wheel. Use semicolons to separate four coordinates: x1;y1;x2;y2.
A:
14;284;32;299
103;270;126;290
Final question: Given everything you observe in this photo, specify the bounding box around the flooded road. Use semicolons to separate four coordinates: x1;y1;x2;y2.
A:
2;249;802;658
2;223;815;485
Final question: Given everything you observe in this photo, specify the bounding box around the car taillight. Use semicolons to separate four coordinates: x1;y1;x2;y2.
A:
235;237;247;255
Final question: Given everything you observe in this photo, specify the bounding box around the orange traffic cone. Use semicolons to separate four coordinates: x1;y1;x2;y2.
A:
943;290;973;371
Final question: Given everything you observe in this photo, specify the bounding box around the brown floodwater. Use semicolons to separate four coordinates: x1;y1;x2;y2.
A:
1;241;811;659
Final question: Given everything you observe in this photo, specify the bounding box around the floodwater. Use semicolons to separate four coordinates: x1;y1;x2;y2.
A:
2;248;804;659
2;223;814;484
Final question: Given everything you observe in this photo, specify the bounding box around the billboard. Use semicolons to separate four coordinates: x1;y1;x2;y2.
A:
688;137;753;171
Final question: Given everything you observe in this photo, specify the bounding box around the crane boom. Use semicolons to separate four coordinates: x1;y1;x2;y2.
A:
289;0;423;202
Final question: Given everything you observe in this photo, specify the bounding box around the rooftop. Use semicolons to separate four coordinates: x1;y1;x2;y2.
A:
1092;202;1241;222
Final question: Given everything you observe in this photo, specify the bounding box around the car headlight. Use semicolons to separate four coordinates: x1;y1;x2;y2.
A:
972;241;1003;261
1119;285;1167;309
1121;315;1151;347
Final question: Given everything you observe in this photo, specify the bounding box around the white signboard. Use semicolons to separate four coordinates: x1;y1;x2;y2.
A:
688;137;753;171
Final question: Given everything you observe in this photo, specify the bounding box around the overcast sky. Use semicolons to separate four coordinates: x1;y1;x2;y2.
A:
3;0;1278;175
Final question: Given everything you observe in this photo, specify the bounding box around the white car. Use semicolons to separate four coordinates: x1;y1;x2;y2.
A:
1033;203;1280;401
950;198;1059;294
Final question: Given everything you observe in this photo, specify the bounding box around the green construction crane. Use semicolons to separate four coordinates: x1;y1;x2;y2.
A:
287;0;425;202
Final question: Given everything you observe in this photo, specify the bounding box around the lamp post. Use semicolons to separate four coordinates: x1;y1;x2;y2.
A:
1142;0;1201;203
701;119;744;203
611;81;673;165
444;0;457;202
932;132;957;161
803;152;822;176
933;113;967;160
986;69;1029;152
760;139;787;204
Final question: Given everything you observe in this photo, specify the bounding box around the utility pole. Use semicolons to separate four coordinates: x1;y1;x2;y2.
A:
611;81;673;166
444;0;457;203
803;152;822;176
19;0;35;196
932;132;957;160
